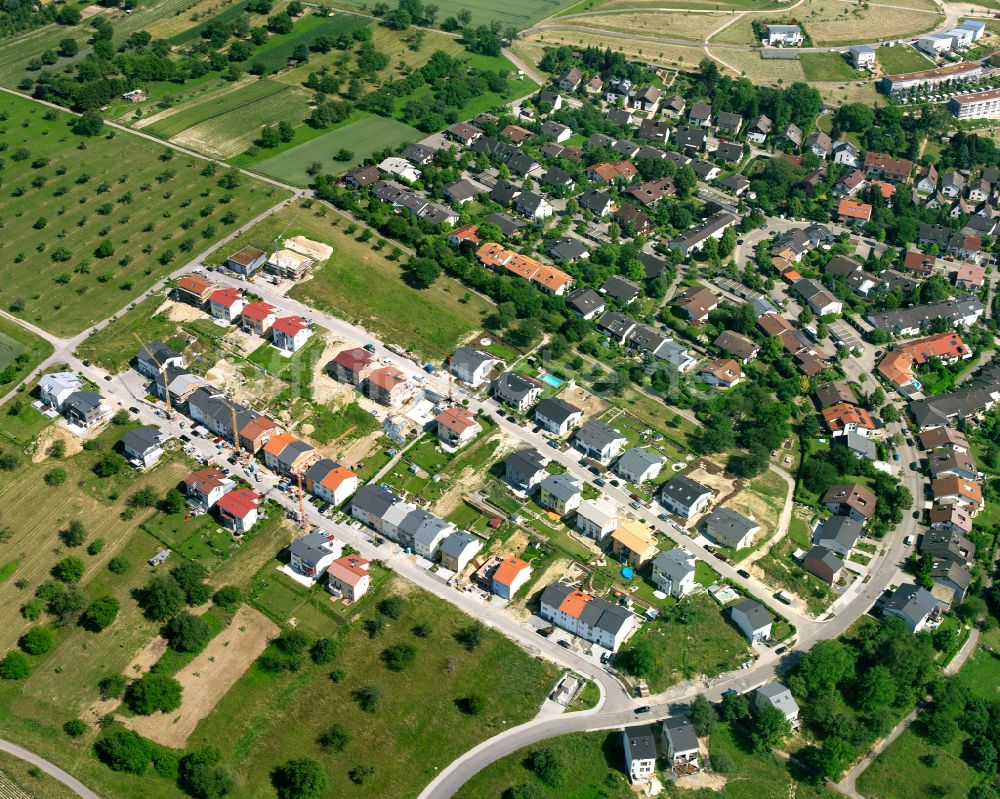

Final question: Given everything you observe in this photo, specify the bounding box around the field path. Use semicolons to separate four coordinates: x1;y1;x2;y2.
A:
0;740;102;799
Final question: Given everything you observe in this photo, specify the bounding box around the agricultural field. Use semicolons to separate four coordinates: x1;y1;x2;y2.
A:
707;47;806;81
558;0;789;13
210;201;493;359
800;52;864;82
0;23;92;89
517;29;710;71
877;43;936;73
0;750;80;799
253;115;423;184
711;0;942;45
544;10;731;41
0;94;289;337
187;577;559;798
0;318;53;390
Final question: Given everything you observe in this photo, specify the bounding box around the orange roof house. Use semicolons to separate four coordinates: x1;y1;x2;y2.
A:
175;274;215;304
447;224;481;249
367;366;407;405
877;332;971;389
837;198;872;224
239;416;280;453
932;477;984;510
587;161;638;182
822;402;875;434
475;242;573;295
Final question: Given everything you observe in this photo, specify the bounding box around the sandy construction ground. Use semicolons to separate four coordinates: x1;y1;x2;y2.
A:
123;605;278;748
285;236;333;262
30;426;82;463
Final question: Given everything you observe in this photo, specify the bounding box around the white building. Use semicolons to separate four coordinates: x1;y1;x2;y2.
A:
765;24;803;46
38;372;82;410
379;156;421;183
622;726;657;783
575;498;619;541
730;598;773;643
849;44;876;69
651;548;696;597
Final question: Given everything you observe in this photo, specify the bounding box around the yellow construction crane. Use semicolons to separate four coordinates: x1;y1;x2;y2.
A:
295;464;306;528
220;397;241;454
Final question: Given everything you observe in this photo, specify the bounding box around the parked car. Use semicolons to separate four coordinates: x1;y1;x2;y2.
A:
775;646;788;655
630;501;641;510
594;478;606;487
610;479;621;487
634;705;651;714
912;510;921;519
547;440;559;449
737;569;750;579
557;639;571;649
128;406;140;414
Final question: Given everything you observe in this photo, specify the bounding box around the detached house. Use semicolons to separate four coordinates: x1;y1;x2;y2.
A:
674;286;719;323
136;342;184;379
730;598;773;642
449;346;501;388
823;483;877;522
492;372;542;413
435;407;481;450
660;475;713;520
367;366;408;406
217;488;260;534
184;467;232;512
240;302;279;337
271;316;311;353
576;499;619;541
504;448;548;492
332;347;375;387
38;372;82;411
121;426;165;469
491;557;533;599
651;548;696;597
539;473;583;516
534;397;583;436
574;420;627;465
746;115;772;145
615;448;664;485
327;554;370;602
290;531;343;580
623;726;658;783
208;288;245;322
704;506;760;549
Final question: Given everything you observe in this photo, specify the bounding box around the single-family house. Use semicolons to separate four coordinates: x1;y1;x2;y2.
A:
62;391;103;428
704;507;760;550
332;347;376;387
823;483;877;522
326;554;370;601
615;448;665;485
208;288;245;322
184;467;232;512
766;24;803;46
367;366;408;406
566;288;606;320
290;531;342;580
449;346;501;388
574;420;627;464
435;407;481;449
663;717;699;767
217;488;260;534
492;372;542;413
661;475;713;520
491;557;532;599
438;530;482;573
136;342;184;378
240;302;279;337
38;372;82;410
576;498;619;541
504;448;548;492
814;515;863;556
714;331;759;362
539;473;583;516
534;397;583;436
730;598;773;642
651;548;696;597
674;286;719;323
623;726;658;783
803;546;845;584
753;682;800;725
611;521;658;567
884;584;942;632
271;315;311;353
701;358;744;389
121;426;165;469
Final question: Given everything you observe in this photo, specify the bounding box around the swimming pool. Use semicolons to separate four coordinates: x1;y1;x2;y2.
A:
540;374;562;388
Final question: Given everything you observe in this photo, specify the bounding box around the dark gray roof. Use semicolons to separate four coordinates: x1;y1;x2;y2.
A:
276;439;313;468
661;475;712;507
304;458;338;484
352;483;399;519
540;472;582;502
494;371;541;402
64;391;102;414
575;420;625;450
485;212;526;237
595;602;634;635
804;545;845;573
624;725;658;761
597;311;635;338
815;515;863;549
138;342;180;364
290;531;337;564
535;397;582;426
451;346;496;373
439;530;480;559
578;188;613;215
885;584;939;626
640;252;668;279
548;237;590;261
566;288;605;317
732;598;772;629
867;295;983;333
540;581;574;609
505;448;547;477
542;167;574;187
121;426;162;452
601;275;641;302
705;507;759;547
663;717;699;752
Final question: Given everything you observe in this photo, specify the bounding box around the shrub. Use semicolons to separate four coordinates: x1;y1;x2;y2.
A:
348;764;374;785
309;637;338;665
98;673;127;700
381;642;416;672
19;626;55;655
94;726;151;774
329;668;347;684
529;747;566;788
455;622;484;651
377;595;404;619
171;562;211;605
125;673;182;715
352;684;381;712
137;575;185;621
458;693;486;715
108;556;131;575
44;467;68;486
60;520;86;547
87;538;105;556
318;723;351;752
0;650;32;679
52;556;85;583
80;596;120;632
178;747;233;798
64;719;88;737
212;585;241;611
165;612;211;653
272;757;326;799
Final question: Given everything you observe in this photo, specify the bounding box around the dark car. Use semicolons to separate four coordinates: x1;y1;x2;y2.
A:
714;552;728;562
634;705;651;714
128;406;140;414
775;646;788;655
610;479;621;487
103;375;112;382
913;510;921;519
179;434;191;443
737;569;751;579
557;639;571;649
629;493;642;502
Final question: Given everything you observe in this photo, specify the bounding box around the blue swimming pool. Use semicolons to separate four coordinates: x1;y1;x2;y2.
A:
541;374;562;388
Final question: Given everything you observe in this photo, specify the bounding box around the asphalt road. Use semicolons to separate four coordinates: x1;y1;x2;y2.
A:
0;739;101;799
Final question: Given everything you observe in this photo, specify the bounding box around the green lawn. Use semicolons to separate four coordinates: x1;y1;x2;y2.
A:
0;93;289;337
455;732;633;799
331;0;580;27
145;79;294;140
248;13;369;73
617;593;751;691
876;43;934;74
247;330;328;384
192;576;559;798
800;52;863;82
0;749;81;799
252;115;424;184
211;201;491;360
856;727;978;799
75;292;182;373
0;316;53;387
306;402;380;445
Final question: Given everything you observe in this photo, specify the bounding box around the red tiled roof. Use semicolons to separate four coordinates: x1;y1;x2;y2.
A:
209;287;243;308
217;488;259;518
272;315;309;336
241;301;278;321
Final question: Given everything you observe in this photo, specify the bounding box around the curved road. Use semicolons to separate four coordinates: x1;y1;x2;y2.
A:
0;740;101;799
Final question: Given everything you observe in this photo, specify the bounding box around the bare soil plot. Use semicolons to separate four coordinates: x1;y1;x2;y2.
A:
123;605;278;748
30;427;83;464
557;384;609;418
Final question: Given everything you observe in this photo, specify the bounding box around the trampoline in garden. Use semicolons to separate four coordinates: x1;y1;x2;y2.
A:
621;567;635;580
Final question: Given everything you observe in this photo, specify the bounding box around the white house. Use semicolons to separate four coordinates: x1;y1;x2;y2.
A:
136;342;184;379
575;498;620;541
615;448;665;485
539;473;583;516
730;598;773;643
766;24;803;46
438;530;482;572
663;717;699;767
660;475;713;520
623;726;657;783
217;488;260;534
289;530;343;581
121;426;166;469
651;548;696;597
539;583;637;652
449;346;501;387
379;156;421;183
271;316;312;353
208;288;245;322
38;372;82;410
534;397;583;436
574;420;628;465
490;557;533;599
753;682;800;726
848;44;876;69
326;554;371;601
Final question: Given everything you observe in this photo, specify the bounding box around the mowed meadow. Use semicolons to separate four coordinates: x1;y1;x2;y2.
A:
0;94;288;337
